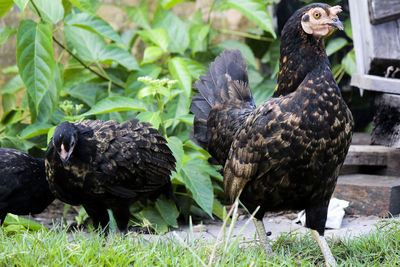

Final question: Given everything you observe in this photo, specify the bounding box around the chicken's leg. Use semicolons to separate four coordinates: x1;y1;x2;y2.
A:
310;229;336;267
253;218;272;254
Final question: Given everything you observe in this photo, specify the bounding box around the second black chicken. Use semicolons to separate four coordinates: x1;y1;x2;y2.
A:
46;119;176;232
0;148;54;225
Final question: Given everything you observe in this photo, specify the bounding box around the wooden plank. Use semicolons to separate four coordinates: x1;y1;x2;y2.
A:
343;144;400;176
370;20;400;59
344;145;395;166
369;0;400;24
334;174;400;216
350;74;400;94
351;133;371;145
350;0;400;81
349;0;371;76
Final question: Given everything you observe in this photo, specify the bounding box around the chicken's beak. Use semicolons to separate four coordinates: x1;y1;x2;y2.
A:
60;143;71;165
329;19;344;30
328;5;344;30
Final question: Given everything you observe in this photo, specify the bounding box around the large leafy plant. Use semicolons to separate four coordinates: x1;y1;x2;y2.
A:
0;0;278;232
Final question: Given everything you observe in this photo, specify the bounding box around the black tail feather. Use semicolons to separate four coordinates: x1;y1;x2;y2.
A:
190;49;254;149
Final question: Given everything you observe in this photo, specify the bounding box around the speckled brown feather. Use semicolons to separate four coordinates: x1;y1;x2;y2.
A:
46;119;176;231
224;66;353;208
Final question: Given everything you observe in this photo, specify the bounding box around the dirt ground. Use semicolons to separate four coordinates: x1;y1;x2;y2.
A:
23;199;395;242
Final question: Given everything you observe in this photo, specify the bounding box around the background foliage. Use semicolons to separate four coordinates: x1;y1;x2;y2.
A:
0;0;355;232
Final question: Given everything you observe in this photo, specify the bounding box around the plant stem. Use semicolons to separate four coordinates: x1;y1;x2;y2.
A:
156;93;167;137
216;28;275;42
29;0;125;90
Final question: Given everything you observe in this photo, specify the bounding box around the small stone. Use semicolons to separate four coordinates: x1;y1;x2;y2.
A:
193;224;207;232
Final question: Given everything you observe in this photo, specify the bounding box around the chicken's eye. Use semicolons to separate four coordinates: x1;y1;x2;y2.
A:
314;12;321;19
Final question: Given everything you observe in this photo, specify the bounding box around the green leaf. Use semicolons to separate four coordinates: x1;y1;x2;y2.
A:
169;57;191;120
160;0;184;9
153;6;189;54
0;26;16;46
68;0;98;14
165;113;193;128
47;126;56;144
344;18;352;39
64;24;103;62
201;164;223;182
82;96;146;116
137;111;161;129
212;198;227;221
189;24;209;54
168;57;191;97
125;1;150;30
342;50;357;75
135;207;169;233
3;214;47;232
13;0;29;15
121;29;137;49
167;136;184;172
2;94;15;113
326;37;348;56
17;20;55;114
1;65;18;74
64;82;102;106
20;123;53;139
0;108;24;125
218;40;256;67
63;59;97;88
174;95;190;121
64;24;138;70
29;62;62;123
65;12;124;46
1;135;36;152
155;195;179;228
139;28;168;52
62;0;73;17
221;0;276;38
99;45;139;71
1;75;24;94
0;0;13;19
181;158;214;217
31;0;64;24
141;46;164;65
181;58;205;80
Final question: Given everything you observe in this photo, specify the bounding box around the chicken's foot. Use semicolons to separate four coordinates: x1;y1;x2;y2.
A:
310;229;337;267
253;217;272;254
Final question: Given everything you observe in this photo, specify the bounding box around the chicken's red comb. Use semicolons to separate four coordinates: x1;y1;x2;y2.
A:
330;5;342;16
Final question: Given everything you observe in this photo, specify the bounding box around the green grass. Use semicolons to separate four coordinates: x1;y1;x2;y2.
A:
0;219;400;266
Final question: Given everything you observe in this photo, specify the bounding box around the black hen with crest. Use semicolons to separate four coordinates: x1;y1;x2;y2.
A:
190;4;353;266
46;119;176;233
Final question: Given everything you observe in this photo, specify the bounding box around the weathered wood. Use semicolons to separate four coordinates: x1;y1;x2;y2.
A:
341;144;400;176
344;145;396;166
334;174;400;216
351;133;371;145
349;0;400;90
371;94;400;148
369;0;400;24
351;74;400;94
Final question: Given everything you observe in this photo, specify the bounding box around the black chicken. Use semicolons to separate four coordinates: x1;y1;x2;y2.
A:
190;4;353;266
0;148;54;225
45;119;176;232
